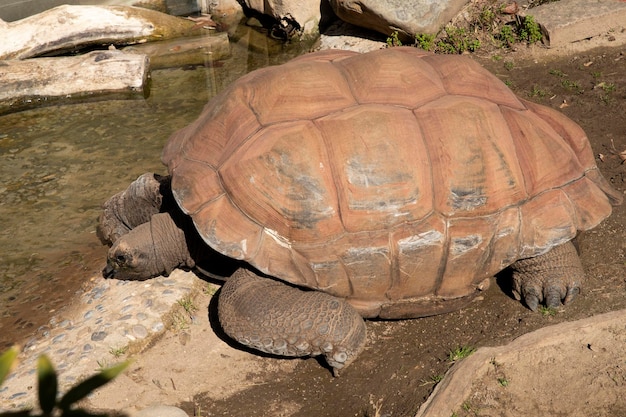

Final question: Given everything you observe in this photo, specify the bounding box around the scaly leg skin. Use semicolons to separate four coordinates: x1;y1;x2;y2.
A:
218;269;367;376
510;240;583;311
98;173;170;244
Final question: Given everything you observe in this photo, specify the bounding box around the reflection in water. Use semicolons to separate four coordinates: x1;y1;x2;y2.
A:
0;34;310;348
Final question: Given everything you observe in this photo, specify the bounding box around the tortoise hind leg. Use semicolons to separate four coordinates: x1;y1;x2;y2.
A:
218;268;367;376
510;240;583;311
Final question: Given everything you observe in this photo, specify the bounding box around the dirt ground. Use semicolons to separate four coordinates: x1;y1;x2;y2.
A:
81;42;626;417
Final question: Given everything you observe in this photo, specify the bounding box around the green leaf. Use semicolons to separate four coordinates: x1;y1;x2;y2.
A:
37;355;59;414
0;346;20;386
58;361;129;410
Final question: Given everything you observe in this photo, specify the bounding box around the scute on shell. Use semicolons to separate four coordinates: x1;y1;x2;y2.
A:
161;47;618;318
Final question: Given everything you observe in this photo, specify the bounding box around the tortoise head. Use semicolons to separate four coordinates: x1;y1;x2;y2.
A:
102;212;192;280
103;232;163;280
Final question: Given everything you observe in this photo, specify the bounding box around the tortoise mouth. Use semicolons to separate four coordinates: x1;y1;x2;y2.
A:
102;262;117;279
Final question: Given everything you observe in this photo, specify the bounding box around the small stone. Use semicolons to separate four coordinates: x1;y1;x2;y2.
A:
59;319;72;328
91;331;107;341
119;314;133;321
9;392;27;400
83;343;93;351
121;304;134;313
84;310;94;320
37;325;51;338
52;334;66;344
132;324;148;339
136;313;147;320
152;322;164;332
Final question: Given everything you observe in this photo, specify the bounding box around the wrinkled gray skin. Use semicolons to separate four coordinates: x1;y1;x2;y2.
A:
99;173;584;374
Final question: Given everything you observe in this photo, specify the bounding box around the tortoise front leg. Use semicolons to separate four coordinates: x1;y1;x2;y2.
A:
510;240;583;311
98;173;170;244
218;268;367;376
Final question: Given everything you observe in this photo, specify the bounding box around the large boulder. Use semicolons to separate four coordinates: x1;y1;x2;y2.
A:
329;0;470;39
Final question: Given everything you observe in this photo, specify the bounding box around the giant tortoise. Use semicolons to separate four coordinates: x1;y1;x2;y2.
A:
99;47;623;374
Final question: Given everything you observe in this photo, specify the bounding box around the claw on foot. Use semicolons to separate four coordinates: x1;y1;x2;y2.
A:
510;241;583;311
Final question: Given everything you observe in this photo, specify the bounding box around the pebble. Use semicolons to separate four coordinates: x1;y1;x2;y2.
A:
132;325;148;339
1;270;199;411
91;331;107;341
121;304;134;313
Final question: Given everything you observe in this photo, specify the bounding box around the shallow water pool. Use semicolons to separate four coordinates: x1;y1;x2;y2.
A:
0;34;309;349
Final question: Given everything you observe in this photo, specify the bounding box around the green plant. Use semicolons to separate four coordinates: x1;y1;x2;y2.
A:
386;31;402;47
448;346;476;362
560;79;583;94
538;305;558;316
497;24;516;47
529;85;548;98
109;346;128;358
497;377;509;387
548;69;566;77
517;15;543;44
0;345;128;417
600;82;616;93
177;295;198;315
503;61;514;71
477;6;497;30
437;27;481;54
420;373;444;386
415;33;436;51
203;283;219;296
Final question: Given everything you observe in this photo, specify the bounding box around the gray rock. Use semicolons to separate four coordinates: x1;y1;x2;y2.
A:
91;331;107;341
529;0;626;46
329;0;470;39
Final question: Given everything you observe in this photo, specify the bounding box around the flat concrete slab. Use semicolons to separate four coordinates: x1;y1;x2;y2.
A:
530;0;626;46
415;309;626;417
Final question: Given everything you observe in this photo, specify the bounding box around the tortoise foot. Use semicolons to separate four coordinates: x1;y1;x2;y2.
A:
98;173;169;244
218;268;366;375
510;241;583;311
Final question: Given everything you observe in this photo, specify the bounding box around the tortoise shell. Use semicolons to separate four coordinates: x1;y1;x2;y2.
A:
161;47;616;319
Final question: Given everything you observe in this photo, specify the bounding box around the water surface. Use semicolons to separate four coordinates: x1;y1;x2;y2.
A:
0;33;310;348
